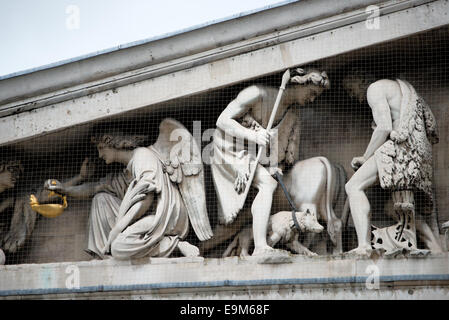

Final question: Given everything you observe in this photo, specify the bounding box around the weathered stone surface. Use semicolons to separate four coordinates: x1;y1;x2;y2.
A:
0;254;448;299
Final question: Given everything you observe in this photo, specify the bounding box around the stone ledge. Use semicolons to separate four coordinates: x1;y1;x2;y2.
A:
0;253;448;299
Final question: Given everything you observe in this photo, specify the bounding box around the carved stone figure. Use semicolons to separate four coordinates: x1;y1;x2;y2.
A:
442;221;449;251
0;157;98;265
0;160;37;266
222;210;324;258
202;155;346;257
0;160;24;265
45;119;213;260
210;67;330;261
275;156;347;254
342;72;441;256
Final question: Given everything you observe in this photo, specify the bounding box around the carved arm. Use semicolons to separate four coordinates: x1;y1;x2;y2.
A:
216;86;265;144
363;84;393;159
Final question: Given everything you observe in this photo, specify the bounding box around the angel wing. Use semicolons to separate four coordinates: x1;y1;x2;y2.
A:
150;118;213;241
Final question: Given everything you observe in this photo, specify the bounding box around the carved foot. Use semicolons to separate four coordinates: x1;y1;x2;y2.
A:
288;241;318;257
302;250;318;257
328;219;342;245
177;241;200;257
0;248;5;265
383;248;430;259
383;248;405;259
239;249;250;257
409;249;431;258
252;246;292;264
332;246;343;255
345;245;373;258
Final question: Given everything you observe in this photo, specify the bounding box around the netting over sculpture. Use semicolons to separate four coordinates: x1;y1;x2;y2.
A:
1;27;449;266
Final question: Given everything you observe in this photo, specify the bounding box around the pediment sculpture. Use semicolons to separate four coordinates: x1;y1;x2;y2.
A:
342;71;442;257
45;118;213;259
206;67;334;262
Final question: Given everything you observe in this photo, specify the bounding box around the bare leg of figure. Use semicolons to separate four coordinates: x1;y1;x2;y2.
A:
199;208;251;255
415;219;443;253
288;238;318;256
267;232;282;247
251;164;282;256
239;228;253;257
345;156;379;256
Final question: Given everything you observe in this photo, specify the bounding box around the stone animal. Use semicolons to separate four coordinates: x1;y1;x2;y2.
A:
274;156;347;254
200;156;348;256
222;210;324;257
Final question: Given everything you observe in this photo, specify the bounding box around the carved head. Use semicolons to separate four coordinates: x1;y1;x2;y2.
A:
91;133;147;164
342;70;376;103
0;160;23;191
297;210;324;233
288;67;330;104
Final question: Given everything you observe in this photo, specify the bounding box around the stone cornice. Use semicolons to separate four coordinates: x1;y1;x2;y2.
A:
0;0;432;117
0;0;447;146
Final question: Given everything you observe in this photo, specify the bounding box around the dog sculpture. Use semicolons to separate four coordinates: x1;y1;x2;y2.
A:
273;156;347;253
200;156;348;256
222;210;324;257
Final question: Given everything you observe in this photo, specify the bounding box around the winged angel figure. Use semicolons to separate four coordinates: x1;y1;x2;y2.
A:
45;118;213;260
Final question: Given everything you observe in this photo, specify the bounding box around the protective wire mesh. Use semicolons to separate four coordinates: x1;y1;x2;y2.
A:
0;26;448;268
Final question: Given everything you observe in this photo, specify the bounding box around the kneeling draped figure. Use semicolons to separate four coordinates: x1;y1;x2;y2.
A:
46;118;213;260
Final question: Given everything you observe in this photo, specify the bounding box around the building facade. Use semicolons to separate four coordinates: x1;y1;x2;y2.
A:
0;0;449;299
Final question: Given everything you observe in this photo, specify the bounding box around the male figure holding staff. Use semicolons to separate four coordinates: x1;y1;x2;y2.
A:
210;68;330;258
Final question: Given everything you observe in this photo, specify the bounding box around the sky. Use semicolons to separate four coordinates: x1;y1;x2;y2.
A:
0;0;292;78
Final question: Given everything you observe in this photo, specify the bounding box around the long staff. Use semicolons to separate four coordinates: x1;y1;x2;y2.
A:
237;69;291;209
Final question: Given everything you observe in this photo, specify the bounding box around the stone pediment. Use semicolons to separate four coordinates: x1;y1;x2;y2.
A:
1;0;449;301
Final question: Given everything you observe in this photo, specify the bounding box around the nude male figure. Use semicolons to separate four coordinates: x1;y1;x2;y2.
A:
343;73;441;256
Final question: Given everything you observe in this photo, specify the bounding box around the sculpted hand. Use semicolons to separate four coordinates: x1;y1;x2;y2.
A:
44;179;66;194
101;234;115;256
234;171;249;194
254;129;275;148
268;167;283;176
100;242;111;256
351;156;366;171
79;157;96;180
102;226;122;255
281;69;291;89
